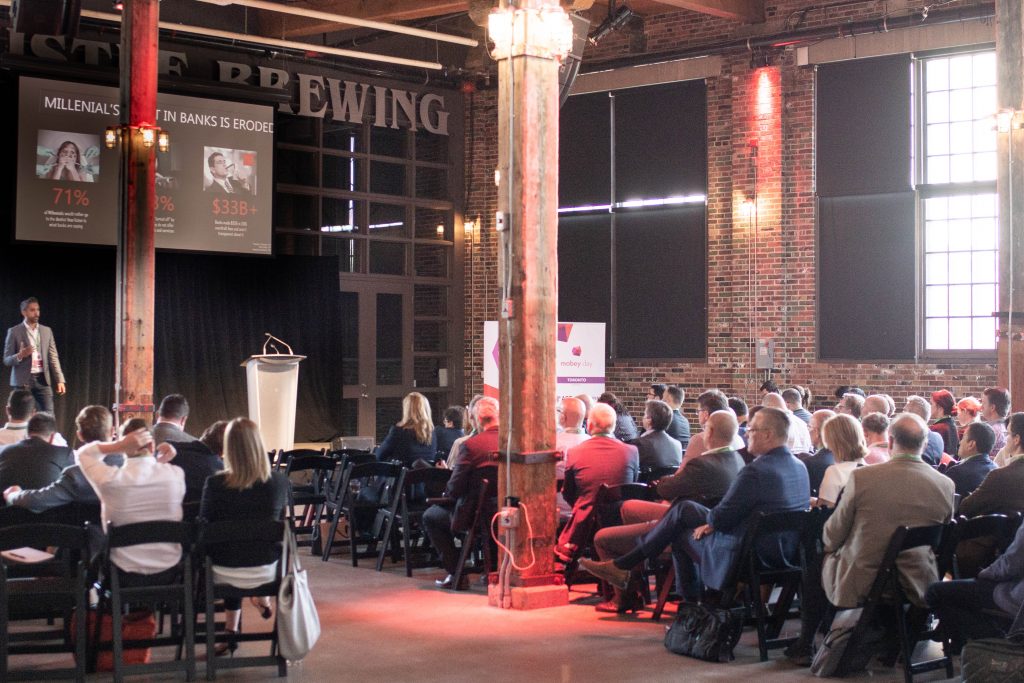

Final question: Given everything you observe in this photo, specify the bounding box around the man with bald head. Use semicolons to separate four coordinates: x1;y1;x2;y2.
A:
555;397;590;520
557;403;639;556
581;410;745;610
863;394;890;417
762;392;814;454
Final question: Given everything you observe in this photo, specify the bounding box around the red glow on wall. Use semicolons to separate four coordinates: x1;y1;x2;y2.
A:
755;67;777;119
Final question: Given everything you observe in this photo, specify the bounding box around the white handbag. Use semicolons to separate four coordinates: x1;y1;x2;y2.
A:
276;525;321;661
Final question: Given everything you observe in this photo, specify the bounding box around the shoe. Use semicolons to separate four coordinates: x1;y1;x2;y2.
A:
554;543;577;563
783;644;813;667
595;595;644;615
214;630;238;657
434;574;470;590
578;558;630;590
249;596;273;620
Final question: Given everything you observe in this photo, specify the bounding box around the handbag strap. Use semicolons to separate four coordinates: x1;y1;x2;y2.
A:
281;524;301;576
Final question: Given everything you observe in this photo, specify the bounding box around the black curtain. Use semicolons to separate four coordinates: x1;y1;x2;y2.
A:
0;244;342;442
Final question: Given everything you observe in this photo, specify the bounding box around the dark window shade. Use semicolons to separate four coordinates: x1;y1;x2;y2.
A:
614;81;707;202
559;93;611;208
818;192;916;360
558;214;611;339
817;55;912;197
615;206;706;358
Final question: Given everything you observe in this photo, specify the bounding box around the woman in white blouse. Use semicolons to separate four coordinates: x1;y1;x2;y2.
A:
816;414;869;507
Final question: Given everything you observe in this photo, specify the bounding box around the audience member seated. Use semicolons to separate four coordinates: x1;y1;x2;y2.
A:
958;413;1024;518
927;520;1024;654
0;388;67;446
862;412;891;465
821;413;954;610
444;395;481;469
636;400;682;470
3;406;124;512
729;397;749;442
759;379;780;396
556;403;639;558
375;392;438;467
555;397;590;520
684;390;743;459
423;397;500;589
956;396;982;441
944;421;996;498
783;387;812;425
598;392;638;443
984;387;1012;465
647;383;667;401
802;409;836;497
663;386;691;450
835;392;864;419
151;393;198;446
199;417;289;653
581;410;744;611
862;394;890;418
904;395;945;466
929;389;960;457
156;420;226;504
76;406;186;583
0;412;73;491
435;406;466;457
816;414;868;508
762;392;813;454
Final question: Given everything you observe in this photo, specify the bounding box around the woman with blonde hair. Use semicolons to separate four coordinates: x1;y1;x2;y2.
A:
375;391;438;466
198;417;289;654
815;414;869;507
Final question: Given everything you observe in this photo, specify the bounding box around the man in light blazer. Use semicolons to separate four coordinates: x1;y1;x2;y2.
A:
822;413;954;609
3;298;65;413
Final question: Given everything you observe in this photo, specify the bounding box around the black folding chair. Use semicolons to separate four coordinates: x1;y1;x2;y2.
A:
450;466;498;591
329;449;375;470
638;465;678;484
284;454;337;555
196;519;287;680
100;521;196;682
321;461;403;565
944;512;1023;579
0;523;92;682
376;467;453;575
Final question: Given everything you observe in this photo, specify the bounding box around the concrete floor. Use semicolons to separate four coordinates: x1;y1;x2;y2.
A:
10;551;960;682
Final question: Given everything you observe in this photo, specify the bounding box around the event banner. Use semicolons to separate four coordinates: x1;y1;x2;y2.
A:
483;321;606;398
16;76;273;254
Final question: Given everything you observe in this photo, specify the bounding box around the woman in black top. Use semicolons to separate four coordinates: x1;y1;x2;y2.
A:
434;405;466;459
199;418;289;652
929;389;960;455
375;392;438;466
597;392;638;443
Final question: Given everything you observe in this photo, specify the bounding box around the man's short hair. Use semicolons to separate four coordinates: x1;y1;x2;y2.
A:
474;397;499;427
19;297;39;312
890;413;928;454
443;406;464;429
966;421;996;455
904;395;932;421
728;396;748;418
26;412;56;437
756;407;791;440
861;412;890;436
810;409;837;433
645;400;672;432
650;383;666;399
200;420;229;456
6;389;35;421
759;380;779;394
559;397;586;430
207;152;223;170
157;394;189;420
781;388;802;407
76;405;112;443
984;387;1012;418
834;385;865;399
697;389;728;414
120;417;149;437
863;395;889;417
588;403;617;434
706;410;739;444
762;393;787;411
665;386;684;406
840;393;865;418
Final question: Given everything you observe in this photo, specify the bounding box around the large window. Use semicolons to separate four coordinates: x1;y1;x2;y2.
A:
919;51;998;352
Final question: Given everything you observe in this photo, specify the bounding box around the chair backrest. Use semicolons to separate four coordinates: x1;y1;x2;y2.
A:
0;522;91;553
107;520;193;549
400;466;453;497
279;449;329;470
639;465;678;484
198;519;285;549
594;482;657;528
333;461;405;505
861;523;946;607
284;454;337;476
741;509;811;574
330;449;375;467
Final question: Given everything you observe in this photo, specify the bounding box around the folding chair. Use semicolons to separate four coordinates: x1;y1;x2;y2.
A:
321;461;403;565
376;467;453;575
450;466;498;590
284;454;337;555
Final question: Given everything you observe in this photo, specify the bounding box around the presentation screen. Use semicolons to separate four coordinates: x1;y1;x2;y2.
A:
16;76;274;255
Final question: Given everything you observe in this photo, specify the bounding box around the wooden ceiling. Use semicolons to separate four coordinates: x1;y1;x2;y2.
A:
255;0;764;41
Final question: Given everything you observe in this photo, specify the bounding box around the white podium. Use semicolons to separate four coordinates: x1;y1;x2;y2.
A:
241;354;305;453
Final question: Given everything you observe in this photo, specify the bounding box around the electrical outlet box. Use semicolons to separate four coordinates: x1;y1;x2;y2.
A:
499;506;520;529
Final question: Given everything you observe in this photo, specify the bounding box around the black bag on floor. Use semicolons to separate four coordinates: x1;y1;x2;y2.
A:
664;602;744;663
961;600;1024;683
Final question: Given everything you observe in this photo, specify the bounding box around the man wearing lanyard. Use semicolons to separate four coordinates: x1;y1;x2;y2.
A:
2;298;66;413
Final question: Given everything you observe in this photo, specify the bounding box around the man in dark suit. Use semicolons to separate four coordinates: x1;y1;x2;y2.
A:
423;396;500;589
637;399;682;471
944;421;996;497
151;394;198;446
205;152;252;196
663;386;691;450
0;412;73;493
959;413;1024;518
557;403;639;554
2;297;65;413
801;409;836;498
582;410;744;609
156;420;225;505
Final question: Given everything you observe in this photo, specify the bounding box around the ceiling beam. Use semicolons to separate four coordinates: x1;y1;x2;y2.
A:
653;0;763;24
257;1;469;39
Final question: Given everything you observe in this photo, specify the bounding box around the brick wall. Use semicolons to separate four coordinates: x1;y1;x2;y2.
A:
461;0;997;420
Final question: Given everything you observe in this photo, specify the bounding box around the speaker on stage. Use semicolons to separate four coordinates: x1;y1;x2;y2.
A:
10;0;81;38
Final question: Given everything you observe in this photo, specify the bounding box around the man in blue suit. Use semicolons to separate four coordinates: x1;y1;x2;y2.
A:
944;421;996;497
672;407;810;600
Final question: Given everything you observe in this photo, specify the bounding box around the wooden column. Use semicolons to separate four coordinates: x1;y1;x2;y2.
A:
115;0;160;426
997;0;1024;411
492;0;567;608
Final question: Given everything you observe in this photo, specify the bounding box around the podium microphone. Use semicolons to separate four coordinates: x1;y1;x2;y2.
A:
262;332;294;355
